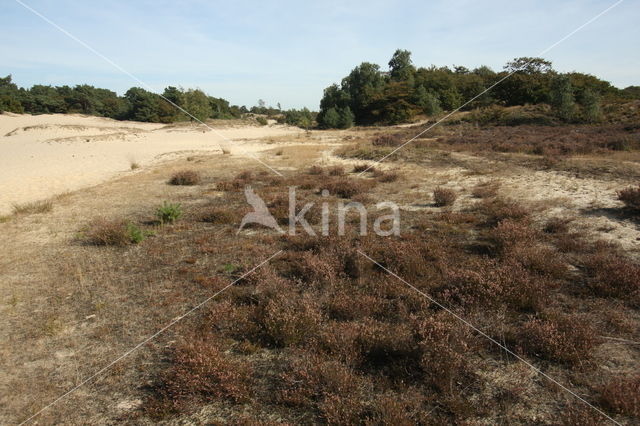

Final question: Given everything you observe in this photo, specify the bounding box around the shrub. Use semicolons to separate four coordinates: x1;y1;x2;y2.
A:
433;187;457;207
327;165;345;176
169;170;201;185
261;294;323;347
582;251;640;305
476;197;530;225
12;200;53;215
600;375;640;417
472;181;500;198
156;201;183;224
256;116;268;126
352;163;374;173
617;186;640;211
415;313;473;392
374;169;400;183
372;134;403;147
543;217;572;234
199;208;235;224
489;219;539;254
144;335;251;417
85;219;146;246
516;314;596;364
324;178;369;198
308;165;325;175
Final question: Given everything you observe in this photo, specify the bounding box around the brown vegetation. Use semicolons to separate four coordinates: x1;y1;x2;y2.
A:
169;170;201;186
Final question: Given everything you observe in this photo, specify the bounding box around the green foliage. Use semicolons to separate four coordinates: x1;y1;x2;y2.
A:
156;202;183;224
550;75;576;122
283;108;315;129
579;89;603;123
256;116;268;126
0;76;244;124
318;51;628;127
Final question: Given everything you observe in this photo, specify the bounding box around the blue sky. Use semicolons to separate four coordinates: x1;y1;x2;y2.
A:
1;0;637;109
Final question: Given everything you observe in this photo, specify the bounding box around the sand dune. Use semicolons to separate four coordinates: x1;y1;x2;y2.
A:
0;113;303;214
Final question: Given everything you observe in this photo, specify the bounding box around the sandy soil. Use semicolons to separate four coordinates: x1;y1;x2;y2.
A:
0;113;304;214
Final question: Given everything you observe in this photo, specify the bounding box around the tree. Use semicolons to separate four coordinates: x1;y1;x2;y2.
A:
320;107;341;128
413;85;441;115
504;57;553;74
0;75;24;113
388;49;415;81
550;75;576;122
123;87;160;122
183;89;212;122
580;89;602;123
338;106;354;128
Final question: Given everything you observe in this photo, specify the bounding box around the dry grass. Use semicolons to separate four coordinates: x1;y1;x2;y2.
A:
12;199;53;215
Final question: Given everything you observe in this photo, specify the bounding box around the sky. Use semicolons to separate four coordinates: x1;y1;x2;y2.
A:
0;0;638;109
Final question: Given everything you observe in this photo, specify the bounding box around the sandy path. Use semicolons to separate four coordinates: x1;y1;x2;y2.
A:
0;113;303;214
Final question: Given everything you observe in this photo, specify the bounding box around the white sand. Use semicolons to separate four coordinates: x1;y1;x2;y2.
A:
0;113;303;214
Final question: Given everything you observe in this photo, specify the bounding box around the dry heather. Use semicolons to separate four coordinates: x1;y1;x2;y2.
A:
4;123;640;425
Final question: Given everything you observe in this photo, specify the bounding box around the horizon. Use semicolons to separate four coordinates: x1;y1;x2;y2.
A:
1;0;638;110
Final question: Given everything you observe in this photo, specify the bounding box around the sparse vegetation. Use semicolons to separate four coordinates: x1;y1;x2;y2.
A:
12;199;53;215
84;218;147;246
617;185;640;212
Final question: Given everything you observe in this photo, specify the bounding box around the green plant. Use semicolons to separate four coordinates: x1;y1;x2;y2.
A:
156;202;183;224
256;116;268;126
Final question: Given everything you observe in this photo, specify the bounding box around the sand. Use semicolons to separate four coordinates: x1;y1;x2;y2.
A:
0;113;303;214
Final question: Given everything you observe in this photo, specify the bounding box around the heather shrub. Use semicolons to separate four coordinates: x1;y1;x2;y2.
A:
308;165;325;175
169;169;201;185
543;217;572;234
144;335;251;417
374;169;400;183
372;134;403;147
236;170;253;181
415;313;474;392
582;251;640;305
617;185;640;211
85;218;146;246
433;187;457;207
516;314;596;364
199;207;236;224
600;375;640;417
327;165;345;176
475;197;529;225
489;219;539;254
261;294;323;347
352;163;374;173
324;178;369;198
472;181;500;198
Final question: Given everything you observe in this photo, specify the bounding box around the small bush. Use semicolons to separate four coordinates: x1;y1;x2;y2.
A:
325;178;369;198
261;294;323;347
12;200;53;215
156;201;183;224
256;116;268;126
433;187;457;207
308;165;325;175
374;169;400;183
372;134;403;147
352;163;374;173
145;335;251;417
476;197;529;225
472;181;500;198
516;314;596;364
582;251;640;305
617;186;640;211
327;166;345;176
600;375;640;417
543;217;572;234
199;208;235;224
85;219;146;246
169;170;201;186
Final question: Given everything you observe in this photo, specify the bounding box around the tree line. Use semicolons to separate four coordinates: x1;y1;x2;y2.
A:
0;75;319;128
317;49;640;128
